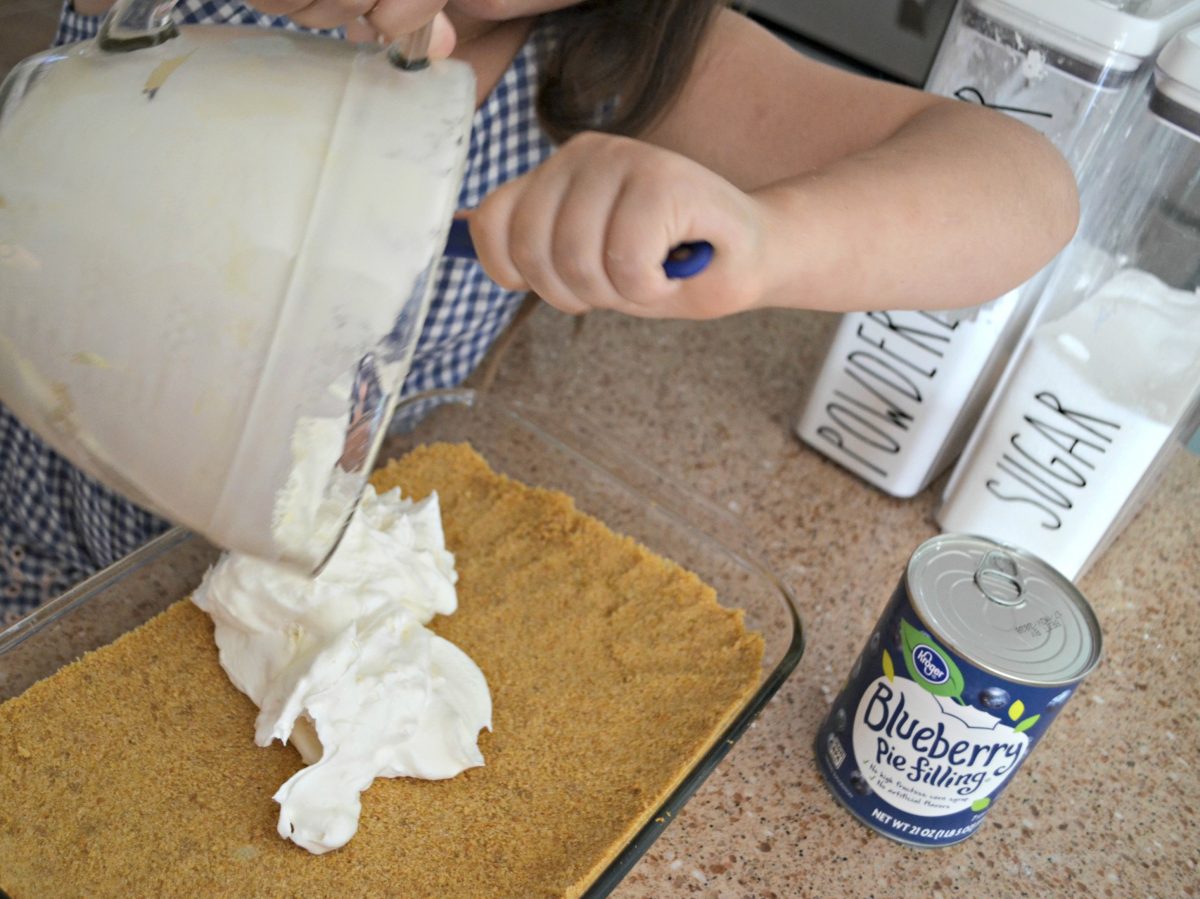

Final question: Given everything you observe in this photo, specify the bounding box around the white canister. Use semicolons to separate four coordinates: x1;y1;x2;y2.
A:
795;297;1027;498
926;0;1200;174
795;0;1200;498
937;27;1200;580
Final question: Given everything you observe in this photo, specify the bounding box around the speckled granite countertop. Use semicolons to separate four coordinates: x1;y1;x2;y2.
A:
483;305;1199;899
7;304;1195;898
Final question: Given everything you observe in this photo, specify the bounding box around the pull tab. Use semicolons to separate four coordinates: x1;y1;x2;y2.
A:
974;550;1024;606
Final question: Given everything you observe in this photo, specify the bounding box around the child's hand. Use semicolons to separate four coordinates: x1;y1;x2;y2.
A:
466;132;773;320
249;0;455;51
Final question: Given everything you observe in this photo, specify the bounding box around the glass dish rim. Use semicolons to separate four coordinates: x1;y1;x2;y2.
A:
0;387;805;899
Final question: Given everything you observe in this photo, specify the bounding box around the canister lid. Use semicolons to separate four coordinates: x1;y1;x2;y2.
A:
906;534;1103;686
1155;24;1200;119
971;0;1200;70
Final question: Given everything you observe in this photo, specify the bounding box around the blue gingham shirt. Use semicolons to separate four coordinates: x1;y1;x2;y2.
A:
0;2;556;620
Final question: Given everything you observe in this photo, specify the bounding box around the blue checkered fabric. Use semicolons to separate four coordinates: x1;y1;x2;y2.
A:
1;4;555;619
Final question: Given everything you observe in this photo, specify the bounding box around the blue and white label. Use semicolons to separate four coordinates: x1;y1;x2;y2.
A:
911;643;951;685
851;676;1028;816
815;578;1087;847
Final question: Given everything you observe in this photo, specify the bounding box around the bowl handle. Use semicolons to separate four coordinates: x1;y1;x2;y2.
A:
387;20;433;70
97;0;179;51
97;0;437;71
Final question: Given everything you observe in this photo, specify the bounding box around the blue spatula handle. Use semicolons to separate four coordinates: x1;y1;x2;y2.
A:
444;218;713;280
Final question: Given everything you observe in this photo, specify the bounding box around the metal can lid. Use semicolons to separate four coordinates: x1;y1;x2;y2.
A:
906;534;1102;687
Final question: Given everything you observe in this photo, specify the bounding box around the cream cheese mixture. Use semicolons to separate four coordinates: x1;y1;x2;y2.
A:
192;486;492;854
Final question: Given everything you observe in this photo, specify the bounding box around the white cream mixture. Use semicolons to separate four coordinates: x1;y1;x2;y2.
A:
192;486;492;854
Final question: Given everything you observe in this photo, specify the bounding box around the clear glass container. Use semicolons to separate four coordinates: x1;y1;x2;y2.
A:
0;388;804;898
0;1;474;574
938;27;1200;581
924;0;1200;173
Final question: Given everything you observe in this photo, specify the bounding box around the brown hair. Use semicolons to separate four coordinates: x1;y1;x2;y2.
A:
537;0;725;144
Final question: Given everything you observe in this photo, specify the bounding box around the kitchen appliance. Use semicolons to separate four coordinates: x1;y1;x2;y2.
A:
737;0;958;84
937;24;1200;581
0;0;477;573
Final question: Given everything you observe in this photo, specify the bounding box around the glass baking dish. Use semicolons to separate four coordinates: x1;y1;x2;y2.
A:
0;387;803;898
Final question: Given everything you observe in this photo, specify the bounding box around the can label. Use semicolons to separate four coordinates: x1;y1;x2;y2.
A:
816;579;1077;847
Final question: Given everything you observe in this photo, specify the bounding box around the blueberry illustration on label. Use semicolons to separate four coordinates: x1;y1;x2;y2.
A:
1048;688;1072;708
849;770;871;796
900;619;965;702
832;708;848;733
979;687;1010;709
869;630;882;653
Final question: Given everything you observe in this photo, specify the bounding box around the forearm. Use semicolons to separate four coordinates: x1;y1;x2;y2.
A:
752;100;1079;313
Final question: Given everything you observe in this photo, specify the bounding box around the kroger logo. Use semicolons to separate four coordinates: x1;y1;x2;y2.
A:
912;644;950;684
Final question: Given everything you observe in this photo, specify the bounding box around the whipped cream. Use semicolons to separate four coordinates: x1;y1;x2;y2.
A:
192;486;491;854
268;415;364;566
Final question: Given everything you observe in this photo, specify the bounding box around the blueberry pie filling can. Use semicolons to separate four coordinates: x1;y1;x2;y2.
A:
815;534;1102;847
